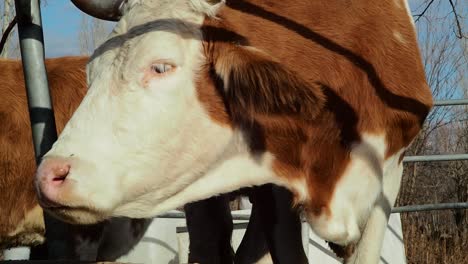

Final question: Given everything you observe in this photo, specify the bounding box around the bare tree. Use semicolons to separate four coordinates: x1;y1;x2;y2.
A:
1;0;15;58
79;14;113;55
414;0;466;39
397;2;467;263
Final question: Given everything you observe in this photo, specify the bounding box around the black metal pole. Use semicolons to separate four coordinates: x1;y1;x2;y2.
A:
14;0;70;259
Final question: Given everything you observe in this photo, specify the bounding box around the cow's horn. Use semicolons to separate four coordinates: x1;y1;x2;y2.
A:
70;0;126;21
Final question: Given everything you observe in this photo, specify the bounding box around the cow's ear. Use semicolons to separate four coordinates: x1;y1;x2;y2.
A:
211;44;325;123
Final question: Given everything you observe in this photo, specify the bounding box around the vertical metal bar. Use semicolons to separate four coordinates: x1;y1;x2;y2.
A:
14;0;70;259
14;0;56;161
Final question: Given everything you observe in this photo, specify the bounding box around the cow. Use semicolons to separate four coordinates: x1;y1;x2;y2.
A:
0;56;152;261
0;56;305;263
35;0;433;263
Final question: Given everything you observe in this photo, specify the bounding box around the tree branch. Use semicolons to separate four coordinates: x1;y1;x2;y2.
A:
414;0;436;23
0;15;17;56
447;0;466;39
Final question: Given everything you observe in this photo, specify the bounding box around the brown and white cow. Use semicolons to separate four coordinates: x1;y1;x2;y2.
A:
35;0;433;263
0;56;286;262
0;56;153;261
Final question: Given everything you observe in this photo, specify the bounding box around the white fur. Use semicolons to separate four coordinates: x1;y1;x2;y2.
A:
40;0;278;222
307;134;386;245
290;177;309;202
345;149;405;264
188;0;225;18
116;151;278;217
44;1;214;214
304;133;406;264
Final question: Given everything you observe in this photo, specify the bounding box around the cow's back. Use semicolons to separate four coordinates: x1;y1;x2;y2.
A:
215;0;432;156
0;56;88;248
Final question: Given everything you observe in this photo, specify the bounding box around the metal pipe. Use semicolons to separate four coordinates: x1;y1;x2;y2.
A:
433;99;468;106
392;202;468;213
14;0;69;258
158;201;468;220
14;0;57;162
157;211;252;221
403;154;468;162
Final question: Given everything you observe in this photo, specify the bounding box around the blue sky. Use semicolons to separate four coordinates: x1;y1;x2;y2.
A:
39;1;460;57
42;2;82;57
41;1;114;57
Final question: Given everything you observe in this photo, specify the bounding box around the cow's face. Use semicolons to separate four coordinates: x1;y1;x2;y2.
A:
35;0;324;224
35;2;234;224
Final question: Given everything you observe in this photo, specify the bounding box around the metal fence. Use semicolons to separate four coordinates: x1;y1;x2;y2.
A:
396;98;468;213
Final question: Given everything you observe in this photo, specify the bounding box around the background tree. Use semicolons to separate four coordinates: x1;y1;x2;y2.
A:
78;15;113;55
0;0;16;58
398;1;467;263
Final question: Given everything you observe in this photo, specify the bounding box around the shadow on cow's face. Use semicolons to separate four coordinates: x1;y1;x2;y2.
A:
35;3;234;224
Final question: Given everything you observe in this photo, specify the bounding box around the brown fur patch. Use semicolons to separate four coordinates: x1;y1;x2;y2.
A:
209;44;325;123
0;56;88;248
195;64;231;125
197;0;433;215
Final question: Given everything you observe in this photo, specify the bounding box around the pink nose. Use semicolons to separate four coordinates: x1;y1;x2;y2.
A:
36;157;71;208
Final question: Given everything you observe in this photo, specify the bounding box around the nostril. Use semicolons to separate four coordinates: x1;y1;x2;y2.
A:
53;165;70;182
52;175;66;183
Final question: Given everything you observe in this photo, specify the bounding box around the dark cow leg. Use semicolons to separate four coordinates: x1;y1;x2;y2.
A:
184;195;234;264
257;184;308;264
236;184;308;264
234;194;270;264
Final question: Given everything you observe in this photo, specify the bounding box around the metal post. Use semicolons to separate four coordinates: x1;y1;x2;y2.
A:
14;0;70;259
14;0;56;161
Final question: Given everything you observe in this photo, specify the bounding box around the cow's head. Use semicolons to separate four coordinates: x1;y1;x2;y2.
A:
35;0;324;224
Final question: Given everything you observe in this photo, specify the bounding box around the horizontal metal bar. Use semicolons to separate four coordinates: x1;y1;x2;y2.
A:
433;99;468;106
403;154;468;162
392;202;468;213
158;202;468;220
156;211;185;219
157;211;251;221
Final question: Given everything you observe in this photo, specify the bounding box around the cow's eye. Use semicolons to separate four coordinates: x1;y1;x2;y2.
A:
151;63;174;74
